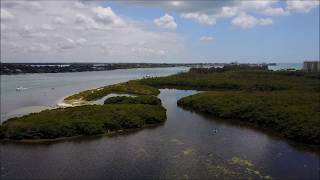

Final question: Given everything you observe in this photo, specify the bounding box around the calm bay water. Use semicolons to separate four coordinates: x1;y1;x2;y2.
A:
0;67;319;179
0;67;188;122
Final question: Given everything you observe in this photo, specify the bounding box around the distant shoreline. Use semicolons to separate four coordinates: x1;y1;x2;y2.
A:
0;63;186;75
0;62;277;75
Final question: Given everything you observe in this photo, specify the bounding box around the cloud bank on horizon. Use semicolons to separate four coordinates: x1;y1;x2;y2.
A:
1;0;319;63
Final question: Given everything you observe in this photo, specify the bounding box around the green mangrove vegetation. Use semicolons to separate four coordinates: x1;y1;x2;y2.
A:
139;70;319;92
0;103;166;140
138;69;319;145
177;91;320;144
1;77;166;141
104;95;161;105
65;80;159;102
2;67;319;144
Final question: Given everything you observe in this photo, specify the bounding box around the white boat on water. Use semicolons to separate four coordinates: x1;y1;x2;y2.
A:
16;86;28;91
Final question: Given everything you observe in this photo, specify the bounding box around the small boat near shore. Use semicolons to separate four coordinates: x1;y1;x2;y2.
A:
16;86;28;91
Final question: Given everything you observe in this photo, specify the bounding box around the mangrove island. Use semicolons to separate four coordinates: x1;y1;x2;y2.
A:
1;65;319;145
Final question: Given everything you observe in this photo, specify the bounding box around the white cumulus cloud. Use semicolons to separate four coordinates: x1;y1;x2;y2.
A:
181;13;216;25
200;36;214;42
287;0;320;13
92;6;126;27
53;17;66;25
1;1;184;62
123;0;319;29
232;13;273;29
154;14;177;30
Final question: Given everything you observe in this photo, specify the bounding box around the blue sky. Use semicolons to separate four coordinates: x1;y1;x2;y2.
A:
107;1;319;63
1;1;319;63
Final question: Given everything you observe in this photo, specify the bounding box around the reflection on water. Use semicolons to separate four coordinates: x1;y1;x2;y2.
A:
1;89;319;180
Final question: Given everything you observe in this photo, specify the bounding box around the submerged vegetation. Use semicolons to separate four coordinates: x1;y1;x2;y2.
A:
0;103;166;140
165;147;272;180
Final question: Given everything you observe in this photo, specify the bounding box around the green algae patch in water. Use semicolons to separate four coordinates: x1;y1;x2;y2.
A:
163;146;272;180
229;156;272;180
170;138;184;145
181;148;195;156
230;156;254;167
